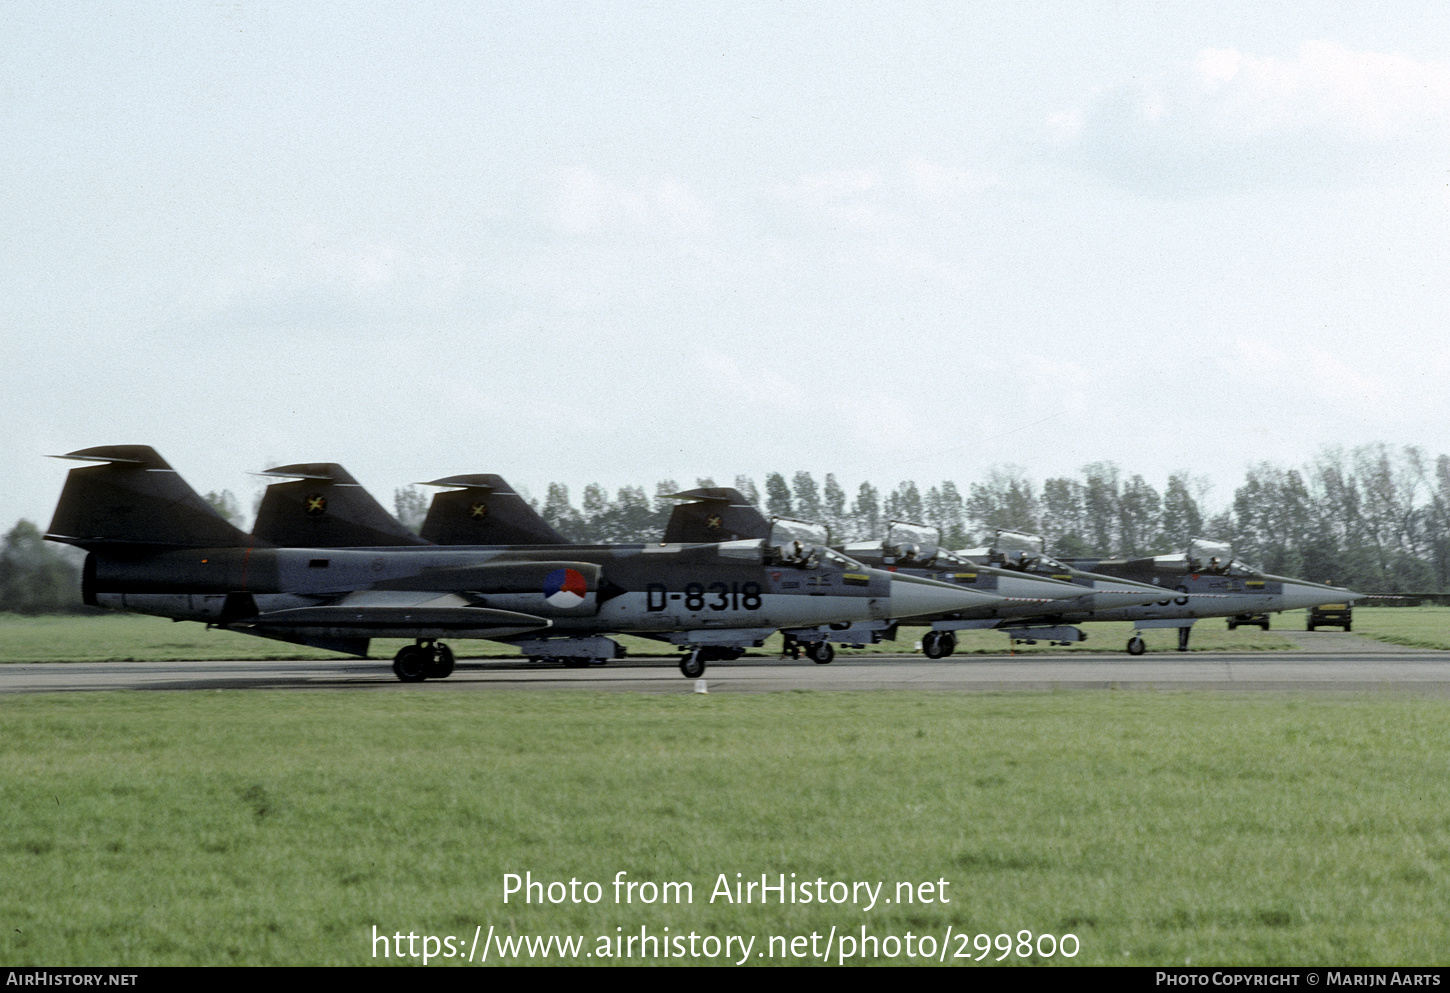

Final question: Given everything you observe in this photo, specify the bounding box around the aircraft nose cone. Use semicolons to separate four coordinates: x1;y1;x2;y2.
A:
888;575;1003;618
1277;582;1362;611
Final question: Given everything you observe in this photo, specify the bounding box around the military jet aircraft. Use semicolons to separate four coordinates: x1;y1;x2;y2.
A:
245;470;1024;667
829;538;1177;657
574;491;1175;657
46;447;1009;680
967;531;1364;653
398;480;1176;661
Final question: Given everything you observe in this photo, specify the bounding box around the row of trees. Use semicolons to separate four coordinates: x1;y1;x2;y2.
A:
518;474;978;548
463;445;1450;592
4;444;1448;613
485;467;1209;559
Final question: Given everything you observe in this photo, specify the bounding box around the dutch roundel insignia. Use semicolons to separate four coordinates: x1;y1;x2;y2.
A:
305;494;327;516
543;567;589;608
469;501;489;520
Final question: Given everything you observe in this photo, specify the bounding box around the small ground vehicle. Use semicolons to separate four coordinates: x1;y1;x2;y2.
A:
1227;613;1271;631
1306;604;1352;631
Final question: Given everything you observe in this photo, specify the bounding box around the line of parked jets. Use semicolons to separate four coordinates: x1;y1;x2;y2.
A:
44;446;1363;680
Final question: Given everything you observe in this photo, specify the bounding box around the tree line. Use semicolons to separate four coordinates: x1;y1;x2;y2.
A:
454;443;1450;593
4;443;1448;614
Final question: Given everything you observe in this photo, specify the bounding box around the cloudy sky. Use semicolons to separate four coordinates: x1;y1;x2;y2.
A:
5;2;1450;527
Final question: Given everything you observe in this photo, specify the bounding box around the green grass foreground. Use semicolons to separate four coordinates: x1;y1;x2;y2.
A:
1;690;1448;966
1350;606;1450;651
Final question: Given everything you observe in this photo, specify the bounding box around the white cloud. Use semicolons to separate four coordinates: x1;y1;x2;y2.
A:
1220;336;1444;414
776;168;880;204
773;168;893;229
1058;41;1450;190
549;167;712;236
188;227;464;332
1192;41;1450;140
773;161;995;230
903;160;996;200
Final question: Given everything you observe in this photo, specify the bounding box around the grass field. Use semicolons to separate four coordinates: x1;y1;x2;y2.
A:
1345;606;1450;650
1;690;1448;966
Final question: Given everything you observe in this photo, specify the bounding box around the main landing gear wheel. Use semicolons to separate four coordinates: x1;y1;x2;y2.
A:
808;641;835;664
1126;635;1146;656
680;650;706;679
425;642;455;679
561;657;591;669
392;644;430;682
922;631;957;659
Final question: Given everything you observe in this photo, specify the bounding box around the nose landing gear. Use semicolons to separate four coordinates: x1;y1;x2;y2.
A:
680;649;706;679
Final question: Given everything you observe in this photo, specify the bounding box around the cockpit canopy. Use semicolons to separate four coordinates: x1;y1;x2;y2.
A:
841;539;978;570
768;540;862;571
976;530;1067;573
994;529;1046;555
986;547;1073;575
1150;538;1263;577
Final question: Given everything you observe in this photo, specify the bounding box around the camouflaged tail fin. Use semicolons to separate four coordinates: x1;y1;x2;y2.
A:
251;463;430;548
661;488;772;543
420;475;570;546
47;445;258;549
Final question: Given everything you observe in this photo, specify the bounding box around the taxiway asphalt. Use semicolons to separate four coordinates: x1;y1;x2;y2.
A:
3;633;1449;695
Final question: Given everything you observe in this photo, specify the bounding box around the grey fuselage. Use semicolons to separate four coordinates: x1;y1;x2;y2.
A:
835;543;1172;627
1055;553;1362;619
86;539;1002;650
962;548;1362;624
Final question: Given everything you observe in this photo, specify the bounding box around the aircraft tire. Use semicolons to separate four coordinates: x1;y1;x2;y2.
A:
1345;623;1352;632
941;632;957;657
680;651;706;679
426;643;455;679
808;641;835;664
1307;623;1315;631
1126;636;1146;656
393;645;430;682
922;632;946;659
561;657;591;669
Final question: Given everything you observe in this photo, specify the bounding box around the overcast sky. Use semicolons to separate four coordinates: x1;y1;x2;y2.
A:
5;2;1450;528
